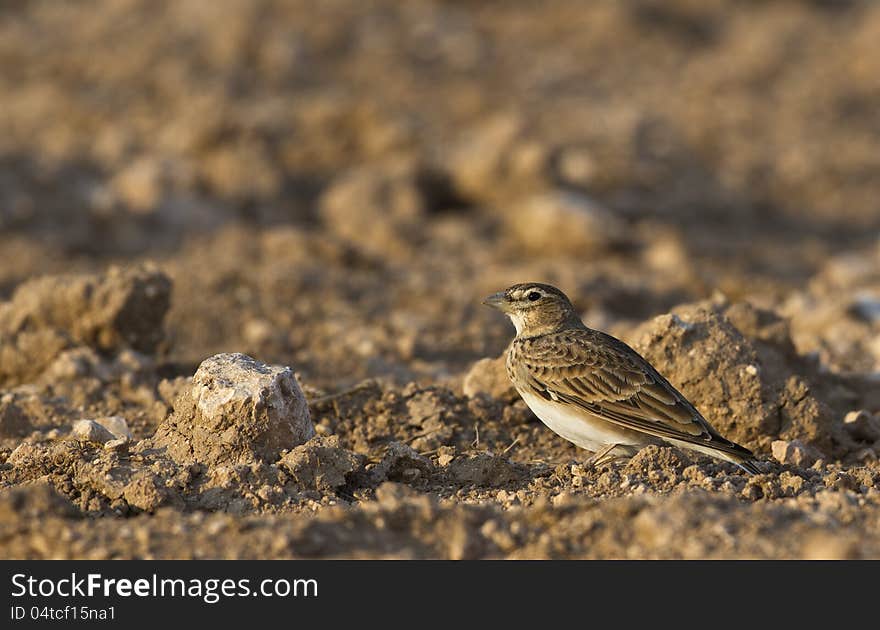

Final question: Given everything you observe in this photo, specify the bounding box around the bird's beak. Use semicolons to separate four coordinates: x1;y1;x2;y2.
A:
482;291;508;311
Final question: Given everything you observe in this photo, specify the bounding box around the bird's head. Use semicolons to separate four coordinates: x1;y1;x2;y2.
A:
483;283;581;336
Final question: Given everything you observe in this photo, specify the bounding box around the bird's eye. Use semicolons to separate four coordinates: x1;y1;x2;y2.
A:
527;292;541;301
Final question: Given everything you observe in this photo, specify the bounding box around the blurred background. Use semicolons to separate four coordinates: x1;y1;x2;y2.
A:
2;0;879;387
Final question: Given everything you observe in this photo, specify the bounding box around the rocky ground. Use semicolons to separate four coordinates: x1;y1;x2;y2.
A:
2;0;880;559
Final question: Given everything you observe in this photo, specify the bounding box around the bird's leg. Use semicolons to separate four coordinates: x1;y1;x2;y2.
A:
584;443;619;469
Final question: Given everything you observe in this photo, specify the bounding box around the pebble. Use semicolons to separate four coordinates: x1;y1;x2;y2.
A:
71;420;116;445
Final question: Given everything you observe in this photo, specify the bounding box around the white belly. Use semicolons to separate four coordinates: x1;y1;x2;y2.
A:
519;390;644;453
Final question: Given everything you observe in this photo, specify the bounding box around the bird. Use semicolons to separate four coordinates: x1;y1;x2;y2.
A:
483;282;760;474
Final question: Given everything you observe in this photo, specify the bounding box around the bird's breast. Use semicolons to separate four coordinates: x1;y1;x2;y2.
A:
518;389;649;452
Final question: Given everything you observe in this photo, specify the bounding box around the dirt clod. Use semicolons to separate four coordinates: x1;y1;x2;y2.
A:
506;191;631;257
147;353;314;466
444;452;528;487
0;265;171;386
279;436;364;493
630;300;836;454
462;355;517;401
0;398;31;438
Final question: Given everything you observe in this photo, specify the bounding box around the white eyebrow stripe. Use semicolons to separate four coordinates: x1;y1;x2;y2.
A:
510;287;545;300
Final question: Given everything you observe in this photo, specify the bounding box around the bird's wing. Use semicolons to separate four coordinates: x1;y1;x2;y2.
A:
512;329;752;457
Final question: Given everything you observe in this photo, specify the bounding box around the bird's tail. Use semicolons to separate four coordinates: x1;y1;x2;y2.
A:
704;431;763;475
734;458;762;475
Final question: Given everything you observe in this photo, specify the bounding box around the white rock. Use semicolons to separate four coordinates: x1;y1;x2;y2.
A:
71;420;116;445
771;439;822;467
843;410;880;443
151;353;315;465
104;437;130;451
95;416;131;440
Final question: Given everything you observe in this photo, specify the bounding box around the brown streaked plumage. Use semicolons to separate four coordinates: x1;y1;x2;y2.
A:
483;282;759;474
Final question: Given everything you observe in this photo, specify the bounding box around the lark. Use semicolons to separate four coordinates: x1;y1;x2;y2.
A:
484;283;759;474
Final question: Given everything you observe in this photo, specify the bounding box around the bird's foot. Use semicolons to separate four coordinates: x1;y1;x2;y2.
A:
584;443;620;470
